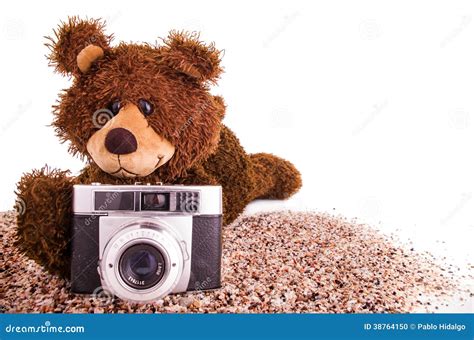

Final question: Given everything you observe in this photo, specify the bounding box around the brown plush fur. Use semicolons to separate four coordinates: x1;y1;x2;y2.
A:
15;17;302;278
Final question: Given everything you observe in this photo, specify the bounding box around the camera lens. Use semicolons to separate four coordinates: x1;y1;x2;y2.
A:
119;244;166;290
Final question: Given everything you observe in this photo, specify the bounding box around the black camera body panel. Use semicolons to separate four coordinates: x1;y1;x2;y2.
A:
71;215;101;293
186;215;222;291
71;214;222;294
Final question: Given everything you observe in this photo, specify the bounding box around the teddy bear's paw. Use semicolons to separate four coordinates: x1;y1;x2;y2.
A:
15;166;73;278
250;153;302;200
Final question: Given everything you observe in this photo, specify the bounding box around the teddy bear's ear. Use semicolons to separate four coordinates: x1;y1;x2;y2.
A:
45;17;112;77
161;31;223;83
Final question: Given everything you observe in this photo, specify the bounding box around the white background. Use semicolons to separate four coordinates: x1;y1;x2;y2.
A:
0;0;472;311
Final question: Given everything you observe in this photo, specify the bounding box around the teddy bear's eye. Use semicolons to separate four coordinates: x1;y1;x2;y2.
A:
138;99;154;116
108;99;122;116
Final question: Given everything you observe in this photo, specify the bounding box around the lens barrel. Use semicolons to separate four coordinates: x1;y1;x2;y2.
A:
100;221;186;302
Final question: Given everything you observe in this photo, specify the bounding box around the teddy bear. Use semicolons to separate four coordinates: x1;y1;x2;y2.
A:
15;17;302;279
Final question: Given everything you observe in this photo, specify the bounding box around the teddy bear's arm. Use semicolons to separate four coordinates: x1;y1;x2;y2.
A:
174;164;219;186
15;166;73;278
201;125;302;225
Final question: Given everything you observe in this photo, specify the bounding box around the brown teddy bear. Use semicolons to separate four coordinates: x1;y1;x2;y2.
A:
15;17;302;278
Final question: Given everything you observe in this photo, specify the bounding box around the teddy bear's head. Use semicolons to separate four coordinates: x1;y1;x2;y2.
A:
47;17;225;180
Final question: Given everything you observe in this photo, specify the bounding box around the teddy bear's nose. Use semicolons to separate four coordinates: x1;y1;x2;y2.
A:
105;128;138;155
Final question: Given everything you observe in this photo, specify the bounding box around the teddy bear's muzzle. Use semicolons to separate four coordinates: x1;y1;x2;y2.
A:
86;103;175;178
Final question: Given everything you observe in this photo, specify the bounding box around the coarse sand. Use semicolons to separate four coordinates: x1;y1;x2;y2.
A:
0;211;471;313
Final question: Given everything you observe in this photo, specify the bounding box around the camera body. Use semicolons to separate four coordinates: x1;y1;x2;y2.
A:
71;183;222;302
